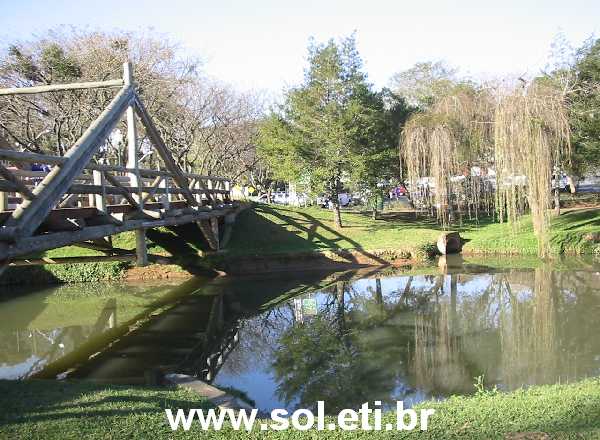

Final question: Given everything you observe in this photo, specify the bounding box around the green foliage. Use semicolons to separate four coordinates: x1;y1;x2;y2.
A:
1;261;130;285
6;42;82;84
258;34;407;210
389;60;476;110
273;314;394;412
569;38;600;176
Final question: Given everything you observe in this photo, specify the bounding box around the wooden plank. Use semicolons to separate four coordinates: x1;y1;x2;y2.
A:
198;219;219;251
0;201;189;223
50;183;230;197
3;85;135;237
0;79;124;96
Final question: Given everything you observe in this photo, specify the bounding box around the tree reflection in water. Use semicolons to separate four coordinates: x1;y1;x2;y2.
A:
218;265;600;412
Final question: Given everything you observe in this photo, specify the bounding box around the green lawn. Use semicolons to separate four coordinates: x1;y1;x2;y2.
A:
39;204;600;260
1;378;599;439
226;204;600;258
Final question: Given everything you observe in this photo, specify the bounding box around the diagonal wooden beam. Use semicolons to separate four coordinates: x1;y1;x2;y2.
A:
133;96;210;206
2;85;135;238
103;172;143;211
141;175;163;204
0;163;35;200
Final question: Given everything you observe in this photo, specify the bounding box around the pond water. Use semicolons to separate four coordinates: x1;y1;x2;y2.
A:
1;257;599;414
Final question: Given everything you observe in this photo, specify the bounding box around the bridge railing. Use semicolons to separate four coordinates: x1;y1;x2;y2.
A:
0;149;231;213
0;62;234;265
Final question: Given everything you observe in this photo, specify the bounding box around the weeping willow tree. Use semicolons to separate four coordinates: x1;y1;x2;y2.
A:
494;86;571;255
402;89;494;225
402;82;571;256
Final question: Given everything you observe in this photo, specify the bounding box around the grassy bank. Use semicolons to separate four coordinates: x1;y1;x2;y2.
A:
4;204;600;284
227;204;600;258
1;222;213;284
1;378;599;439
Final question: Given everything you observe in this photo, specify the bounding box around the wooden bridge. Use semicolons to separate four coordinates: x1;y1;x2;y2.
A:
0;62;240;272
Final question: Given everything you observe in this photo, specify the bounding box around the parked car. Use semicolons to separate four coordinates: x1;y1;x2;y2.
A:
256;191;288;204
317;193;351;208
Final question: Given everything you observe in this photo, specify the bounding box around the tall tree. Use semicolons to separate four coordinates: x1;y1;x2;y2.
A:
389;60;463;109
569;38;600;177
258;34;401;227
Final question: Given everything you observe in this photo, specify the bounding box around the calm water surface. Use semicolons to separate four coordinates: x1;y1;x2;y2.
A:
1;258;599;414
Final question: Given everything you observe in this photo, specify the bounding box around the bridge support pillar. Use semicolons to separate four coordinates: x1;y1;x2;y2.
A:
135;228;148;266
210;217;220;250
220;213;235;249
198;219;219;251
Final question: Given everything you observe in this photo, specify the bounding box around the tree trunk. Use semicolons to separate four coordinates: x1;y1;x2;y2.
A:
332;199;343;228
372;208;377;220
375;278;383;311
566;175;577;194
554;187;560;216
331;177;343;228
449;274;457;334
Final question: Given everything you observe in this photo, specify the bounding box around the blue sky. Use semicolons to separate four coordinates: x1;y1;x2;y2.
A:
1;0;598;93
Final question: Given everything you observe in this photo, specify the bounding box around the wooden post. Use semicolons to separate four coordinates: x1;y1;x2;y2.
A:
159;177;170;210
135;228;148;266
224;180;231;201
206;179;213;205
210;217;219;250
124;62;142;208
198;219;219;251
93;170;107;213
0;191;7;211
124;62;146;262
195;179;201;205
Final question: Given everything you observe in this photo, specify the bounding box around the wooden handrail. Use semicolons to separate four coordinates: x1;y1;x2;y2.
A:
0;79;124;96
0;149;230;182
0;180;229;196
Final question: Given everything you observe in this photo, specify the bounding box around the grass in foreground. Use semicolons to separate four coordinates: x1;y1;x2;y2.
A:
1;378;600;439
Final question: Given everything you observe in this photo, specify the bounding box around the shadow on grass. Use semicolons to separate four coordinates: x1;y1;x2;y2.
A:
355;209;501;236
146;223;221;276
238;205;390;264
553;208;600;231
0;379;212;426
